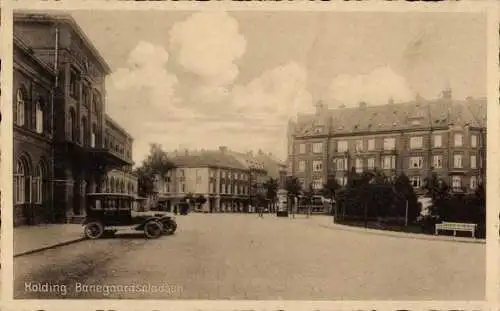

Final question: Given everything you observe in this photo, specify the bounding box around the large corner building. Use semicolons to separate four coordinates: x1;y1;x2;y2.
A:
287;91;486;194
13;12;136;226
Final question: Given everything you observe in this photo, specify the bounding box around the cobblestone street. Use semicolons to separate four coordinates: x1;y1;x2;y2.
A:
15;214;485;300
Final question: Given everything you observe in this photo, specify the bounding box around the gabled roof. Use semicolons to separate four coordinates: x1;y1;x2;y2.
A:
14;11;111;74
169;150;247;171
293;96;486;137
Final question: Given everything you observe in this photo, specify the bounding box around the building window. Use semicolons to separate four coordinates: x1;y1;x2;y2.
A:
454;133;463;147
470;155;477;169
33;162;44;204
35;100;43;134
336;158;347;171
14;157;28;204
367;139;375;151
433;134;442;148
68;108;76;142
15;89;25;126
81;117;88;146
409;156;423;169
409;136;423;149
410;176;421;188
382;156;396;169
91;123;97;148
383;138;396;150
312;160;323;172
299;143;306;154
298;160;306;172
433;155;443;169
336;176;348;186
355;140;363;152
367;157;375;169
471;135;478;148
452;175;462;188
337;140;348;153
312;178;323;190
70;68;80;99
355;158;363;173
312;142;323;154
470;176;477;189
453;154;463;168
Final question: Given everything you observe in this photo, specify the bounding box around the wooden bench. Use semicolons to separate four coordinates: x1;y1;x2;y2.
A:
435;222;477;238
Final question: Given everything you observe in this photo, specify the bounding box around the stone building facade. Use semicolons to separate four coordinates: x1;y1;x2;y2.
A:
13;12;134;225
287;91;486;194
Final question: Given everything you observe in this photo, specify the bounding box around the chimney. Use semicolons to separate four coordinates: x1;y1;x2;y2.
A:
258;149;264;156
184;149;189;156
219;146;227;153
315;100;324;116
338;104;345;109
358;101;367;109
388;97;394;105
441;88;452;100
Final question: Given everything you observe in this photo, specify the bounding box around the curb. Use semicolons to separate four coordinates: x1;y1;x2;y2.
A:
14;237;86;258
314;221;486;245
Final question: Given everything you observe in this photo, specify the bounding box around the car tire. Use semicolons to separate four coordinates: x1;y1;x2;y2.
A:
163;220;177;235
144;220;164;239
84;221;104;239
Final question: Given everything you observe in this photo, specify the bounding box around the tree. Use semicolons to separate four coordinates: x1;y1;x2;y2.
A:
263;178;279;212
135;144;175;197
422;171;450;216
322;173;341;216
393;172;420;223
285;176;302;212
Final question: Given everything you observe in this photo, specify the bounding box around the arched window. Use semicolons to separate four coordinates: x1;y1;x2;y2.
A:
68;108;76;141
35;100;44;134
91;123;97;148
81;117;88;146
14;156;31;204
33;161;46;204
16;89;25;126
110;177;115;193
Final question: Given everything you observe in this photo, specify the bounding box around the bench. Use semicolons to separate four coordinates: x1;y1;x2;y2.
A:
435;222;477;238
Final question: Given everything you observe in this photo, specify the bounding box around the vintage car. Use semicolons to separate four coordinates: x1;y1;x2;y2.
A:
82;193;177;239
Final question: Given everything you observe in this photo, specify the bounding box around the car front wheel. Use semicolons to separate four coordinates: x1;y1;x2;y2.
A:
84;221;104;239
144;220;164;239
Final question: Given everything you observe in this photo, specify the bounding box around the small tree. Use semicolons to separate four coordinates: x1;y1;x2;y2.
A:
285;176;302;213
393;172;419;224
135;143;175;197
322;173;341;216
263;178;279;212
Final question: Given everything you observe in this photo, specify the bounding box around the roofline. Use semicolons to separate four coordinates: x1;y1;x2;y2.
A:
14;11;112;74
170;163;249;171
14;35;57;76
105;114;133;140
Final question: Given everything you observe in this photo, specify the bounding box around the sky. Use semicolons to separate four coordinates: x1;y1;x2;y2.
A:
70;10;487;165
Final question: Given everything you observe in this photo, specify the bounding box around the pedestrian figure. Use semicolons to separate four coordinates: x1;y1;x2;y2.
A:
258;206;264;218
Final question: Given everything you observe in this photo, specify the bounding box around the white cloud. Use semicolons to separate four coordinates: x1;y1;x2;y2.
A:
328;66;415;106
232;62;314;120
169;11;246;86
105;41;204;152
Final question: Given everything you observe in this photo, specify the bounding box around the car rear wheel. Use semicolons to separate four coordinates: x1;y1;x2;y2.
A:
162;219;177;235
84;221;104;239
144;220;164;239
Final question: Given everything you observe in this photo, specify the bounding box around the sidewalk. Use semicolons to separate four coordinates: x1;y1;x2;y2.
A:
305;215;486;244
14;224;85;257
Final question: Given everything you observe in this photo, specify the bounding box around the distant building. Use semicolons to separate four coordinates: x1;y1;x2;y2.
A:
153;146;287;212
287;92;486;194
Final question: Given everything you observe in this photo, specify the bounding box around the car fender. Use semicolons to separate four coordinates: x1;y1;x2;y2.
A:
135;217;163;230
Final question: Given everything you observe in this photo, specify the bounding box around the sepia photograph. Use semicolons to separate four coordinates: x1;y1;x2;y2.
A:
12;6;489;301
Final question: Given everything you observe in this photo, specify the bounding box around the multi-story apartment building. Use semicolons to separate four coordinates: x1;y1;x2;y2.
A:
287;91;486;194
13;12;134;225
